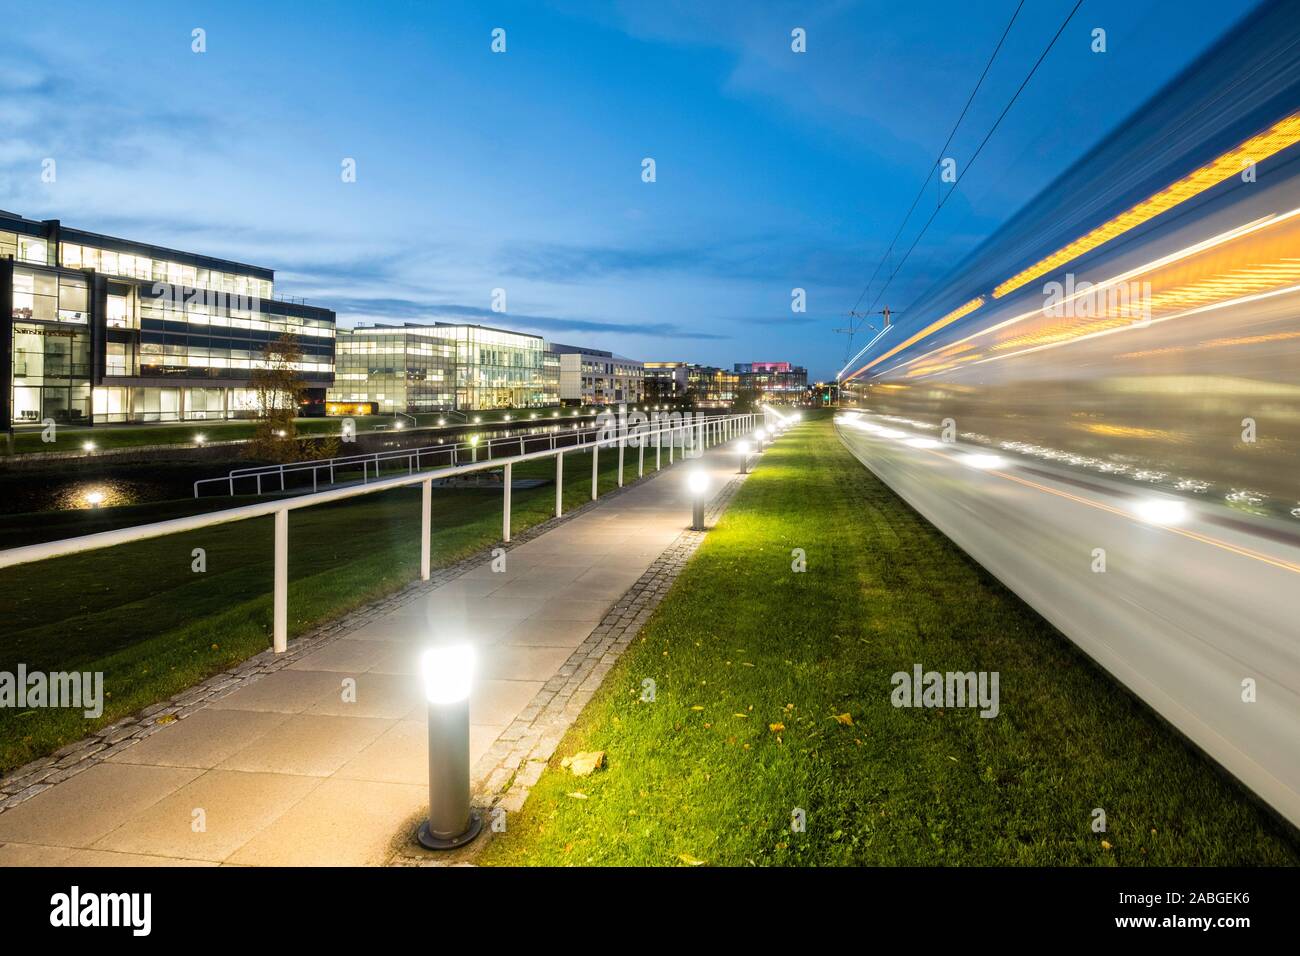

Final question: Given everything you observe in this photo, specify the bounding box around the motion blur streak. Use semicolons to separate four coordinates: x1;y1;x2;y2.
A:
837;1;1300;824
992;110;1300;299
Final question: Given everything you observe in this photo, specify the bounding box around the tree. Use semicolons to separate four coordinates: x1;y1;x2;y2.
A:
732;386;760;413
246;332;307;462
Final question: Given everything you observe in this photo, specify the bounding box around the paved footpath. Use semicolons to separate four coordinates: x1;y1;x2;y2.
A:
0;438;749;866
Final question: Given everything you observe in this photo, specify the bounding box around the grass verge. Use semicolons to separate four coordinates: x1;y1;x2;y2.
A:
480;417;1300;866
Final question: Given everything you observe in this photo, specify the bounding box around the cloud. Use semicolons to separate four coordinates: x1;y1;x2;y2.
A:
332;299;729;340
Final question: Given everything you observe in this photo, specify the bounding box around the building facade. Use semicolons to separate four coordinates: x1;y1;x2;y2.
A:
1;211;336;427
735;361;808;402
643;361;689;404
327;322;557;413
551;344;644;405
643;361;738;409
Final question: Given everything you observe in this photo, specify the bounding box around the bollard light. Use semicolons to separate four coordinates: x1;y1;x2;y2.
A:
755;427;768;451
85;490;105;508
687;469;708;531
395;421;405;431
469;434;480;462
737;439;751;474
438;417;447;426
83;441;96;453
416;644;483;850
194;433;206;445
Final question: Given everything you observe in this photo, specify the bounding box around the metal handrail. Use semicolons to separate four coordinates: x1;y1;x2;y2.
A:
193;413;738;499
2;413;761;655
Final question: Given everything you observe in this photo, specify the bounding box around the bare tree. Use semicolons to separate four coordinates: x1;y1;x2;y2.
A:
246;333;306;462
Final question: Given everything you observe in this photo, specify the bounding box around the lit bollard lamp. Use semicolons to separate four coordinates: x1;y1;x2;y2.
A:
737;440;751;474
755;427;768;452
688;469;708;531
416;644;484;850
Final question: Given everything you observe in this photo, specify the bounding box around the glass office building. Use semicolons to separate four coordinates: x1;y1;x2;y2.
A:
735;361;808;402
644;361;737;409
327;322;556;413
1;211;336;427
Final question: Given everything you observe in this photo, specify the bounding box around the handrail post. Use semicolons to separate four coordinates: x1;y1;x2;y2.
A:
421;478;432;580
273;508;288;653
638;438;644;477
503;462;512;543
556;451;564;517
280;466;285;492
617;436;624;487
656;432;661;470
591;441;599;500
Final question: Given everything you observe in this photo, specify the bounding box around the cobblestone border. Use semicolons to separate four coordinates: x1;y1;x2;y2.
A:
398;469;749;863
0;453;706;814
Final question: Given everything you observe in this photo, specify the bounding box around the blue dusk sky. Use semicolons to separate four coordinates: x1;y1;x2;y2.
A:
0;0;1253;380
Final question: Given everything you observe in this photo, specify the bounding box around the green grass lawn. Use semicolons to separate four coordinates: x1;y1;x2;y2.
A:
480;416;1300;866
0;443;655;772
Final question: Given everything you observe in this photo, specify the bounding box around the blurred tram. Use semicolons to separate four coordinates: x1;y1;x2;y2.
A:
838;0;1300;827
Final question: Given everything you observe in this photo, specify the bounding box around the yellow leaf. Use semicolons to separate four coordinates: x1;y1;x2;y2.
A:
677;853;707;867
1101;840;1113;850
560;751;605;776
833;713;853;726
733;713;748;718
769;722;785;733
155;714;178;725
566;791;588;800
690;705;704;711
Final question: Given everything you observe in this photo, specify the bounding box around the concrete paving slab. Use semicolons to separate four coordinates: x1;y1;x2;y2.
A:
93;770;321;862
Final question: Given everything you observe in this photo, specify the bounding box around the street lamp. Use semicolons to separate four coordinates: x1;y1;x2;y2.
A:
687;469;708;531
416;644;483;850
737;440;751;474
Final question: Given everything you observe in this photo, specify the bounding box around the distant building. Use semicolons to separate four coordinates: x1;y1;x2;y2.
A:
644;361;738;409
550;344;644;405
735;361;808;402
2;210;336;427
643;361;690;405
327;322;556;413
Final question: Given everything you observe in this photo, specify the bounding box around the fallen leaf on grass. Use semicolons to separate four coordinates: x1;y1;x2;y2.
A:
677;853;707;866
690;705;704;711
768;723;785;733
560;751;605;776
1101;840;1113;851
566;791;588;800
155;715;178;725
832;713;853;726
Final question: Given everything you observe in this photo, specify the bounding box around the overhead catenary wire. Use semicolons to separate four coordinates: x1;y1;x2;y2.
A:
856;0;1086;341
844;0;1027;356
